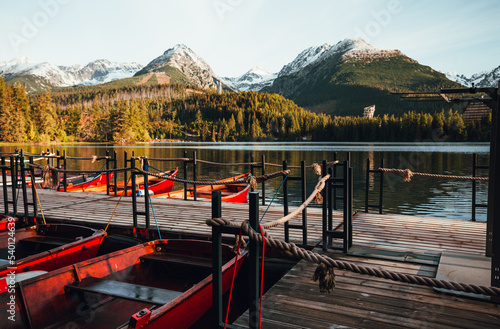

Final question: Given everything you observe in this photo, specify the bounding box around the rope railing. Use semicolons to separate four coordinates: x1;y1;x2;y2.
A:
207;177;500;297
379;168;489;182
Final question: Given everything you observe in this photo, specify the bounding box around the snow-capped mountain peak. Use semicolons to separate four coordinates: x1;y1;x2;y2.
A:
220;66;277;92
446;66;500;87
138;44;217;89
0;56;143;90
278;43;332;77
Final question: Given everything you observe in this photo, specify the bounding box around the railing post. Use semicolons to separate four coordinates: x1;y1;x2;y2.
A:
283;160;289;242
379;158;384;214
106;150;110;196
365;158;370;213
19;150;29;217
211;189;223;329
261;155;266;205
183;151;188;200
63;150;67;192
327;167;333;248
143;157;150;232
113;151;117;195
1;157;8;214
29;155;37;217
248;191;260;328
131;152;137;230
322;160;328;251
9;155;17;216
301;160;307;245
472;153;477;221
193;151;197;201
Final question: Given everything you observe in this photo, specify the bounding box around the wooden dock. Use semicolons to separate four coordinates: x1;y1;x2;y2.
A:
0;189;334;245
2;189;500;328
235;212;500;328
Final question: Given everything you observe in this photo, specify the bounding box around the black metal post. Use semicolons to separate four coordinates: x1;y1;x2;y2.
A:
62;150;67;192
29;156;37;217
193;151;197;201
488;81;500;287
183;151;188;200
379;158;384;214
261;155;266;205
131;152;137;229
124;151;128;196
143;158;150;231
19;150;29;216
473;153;477;221
1;157;8;214
301;160;307;245
348;166;353;248
9;155;17;216
113;151;117;195
322;160;328;251
212;201;223;329
333;152;338;210
365;158;370;213
248;191;260;328
327;167;333;247
283;160;289;242
106;150;110;196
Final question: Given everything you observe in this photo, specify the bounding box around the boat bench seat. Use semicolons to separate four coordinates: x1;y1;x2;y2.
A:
19;236;74;250
193;190;234;197
65;277;182;305
140;252;212;269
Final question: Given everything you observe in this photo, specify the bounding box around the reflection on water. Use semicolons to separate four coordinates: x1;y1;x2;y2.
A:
1;142;490;221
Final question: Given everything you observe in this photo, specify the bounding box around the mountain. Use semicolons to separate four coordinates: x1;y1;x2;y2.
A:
264;38;462;115
220;66;277;91
446;65;500;87
134;44;217;89
0;56;143;93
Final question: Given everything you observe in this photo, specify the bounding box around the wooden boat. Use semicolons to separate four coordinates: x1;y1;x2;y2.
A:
81;168;178;196
0;215;17;233
1;239;246;329
58;172;114;191
0;223;107;292
154;172;250;203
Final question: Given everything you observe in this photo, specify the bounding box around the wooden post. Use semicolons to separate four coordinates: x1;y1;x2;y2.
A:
472;153;477;221
106;150;110;195
63;150;67;192
193;151;197;201
283;160;289;242
131;152;137;230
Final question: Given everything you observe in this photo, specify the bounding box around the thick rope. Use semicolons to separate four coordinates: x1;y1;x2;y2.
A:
379;168;489;182
262;175;330;230
207;218;500;297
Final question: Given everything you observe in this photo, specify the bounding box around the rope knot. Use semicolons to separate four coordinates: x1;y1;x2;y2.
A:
312;163;322;175
312;263;336;293
232;234;247;254
244;174;257;189
91;155;97;163
403;169;413;182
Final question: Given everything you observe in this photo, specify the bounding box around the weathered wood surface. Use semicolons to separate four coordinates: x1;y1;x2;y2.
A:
235;212;496;328
0;189;335;245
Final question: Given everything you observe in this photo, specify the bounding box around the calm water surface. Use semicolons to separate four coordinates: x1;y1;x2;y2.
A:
1;142;490;221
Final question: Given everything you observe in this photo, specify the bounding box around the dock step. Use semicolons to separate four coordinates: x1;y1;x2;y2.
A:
65;277;182;305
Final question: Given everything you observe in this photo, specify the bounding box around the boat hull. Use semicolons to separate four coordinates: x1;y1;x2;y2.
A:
1;239;245;329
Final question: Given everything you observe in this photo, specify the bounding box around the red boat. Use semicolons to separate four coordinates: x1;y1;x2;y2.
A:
59;172;114;192
0;224;106;293
1;239;246;329
154;173;250;203
81;168;178;196
0;215;17;232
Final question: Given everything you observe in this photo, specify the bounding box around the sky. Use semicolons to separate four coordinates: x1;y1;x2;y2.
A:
0;0;499;78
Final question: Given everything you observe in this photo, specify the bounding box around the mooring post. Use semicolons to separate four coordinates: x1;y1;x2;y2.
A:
123;151;128;196
248;191;260;328
9;155;17;216
28;155;37;217
113;151;117;195
348;166;354;248
19;150;28;217
327;167;333;248
143;157;150;233
379;158;384;214
62;150;67;192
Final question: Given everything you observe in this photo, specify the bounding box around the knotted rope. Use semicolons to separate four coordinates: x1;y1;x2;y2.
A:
379;168;489;182
207;174;500;297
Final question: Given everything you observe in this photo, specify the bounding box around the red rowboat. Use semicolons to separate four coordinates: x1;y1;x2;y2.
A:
1;239;246;329
0;224;106;293
0;215;17;233
81;168;178;196
154;173;250;203
59;172;114;191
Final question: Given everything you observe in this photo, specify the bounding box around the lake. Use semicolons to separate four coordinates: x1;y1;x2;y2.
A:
0;142;490;221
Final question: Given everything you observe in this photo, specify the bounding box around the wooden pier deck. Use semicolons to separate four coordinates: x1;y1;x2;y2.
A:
235;212;500;328
0;189;334;245
2;190;499;328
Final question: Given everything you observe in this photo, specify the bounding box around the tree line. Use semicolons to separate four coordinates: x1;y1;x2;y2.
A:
0;77;491;143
